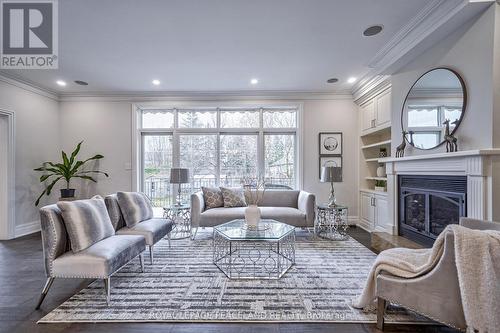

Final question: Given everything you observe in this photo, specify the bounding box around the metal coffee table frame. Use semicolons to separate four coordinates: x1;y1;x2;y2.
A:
163;205;191;240
213;220;296;280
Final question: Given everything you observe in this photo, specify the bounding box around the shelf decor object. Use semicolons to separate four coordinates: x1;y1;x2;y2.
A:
320;166;342;207
170;168;190;206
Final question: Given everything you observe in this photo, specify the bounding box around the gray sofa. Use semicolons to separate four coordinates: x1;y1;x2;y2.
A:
191;190;315;234
376;217;500;331
105;194;174;264
36;204;146;309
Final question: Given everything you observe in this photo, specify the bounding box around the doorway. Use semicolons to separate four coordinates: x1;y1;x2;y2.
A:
0;109;15;240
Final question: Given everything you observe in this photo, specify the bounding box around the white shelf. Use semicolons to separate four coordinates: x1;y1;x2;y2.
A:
365;176;387;181
361;140;391;149
360;188;388;196
365;158;381;162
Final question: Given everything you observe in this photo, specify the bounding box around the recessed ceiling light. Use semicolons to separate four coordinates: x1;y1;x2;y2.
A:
152;79;161;85
74;80;88;86
56;80;66;86
250;78;259;85
347;77;357;84
363;25;383;37
327;78;339;83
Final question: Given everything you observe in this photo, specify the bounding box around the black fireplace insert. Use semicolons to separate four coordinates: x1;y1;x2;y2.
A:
398;175;466;246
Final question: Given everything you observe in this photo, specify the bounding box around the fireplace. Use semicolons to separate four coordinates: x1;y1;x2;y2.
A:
398;175;467;246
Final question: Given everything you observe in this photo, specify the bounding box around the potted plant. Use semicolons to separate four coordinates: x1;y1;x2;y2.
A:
34;141;109;205
374;180;386;192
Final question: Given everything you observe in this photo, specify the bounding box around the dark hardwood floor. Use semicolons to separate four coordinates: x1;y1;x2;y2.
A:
0;227;458;333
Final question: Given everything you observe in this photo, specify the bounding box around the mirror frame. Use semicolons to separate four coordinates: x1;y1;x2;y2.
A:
400;67;467;150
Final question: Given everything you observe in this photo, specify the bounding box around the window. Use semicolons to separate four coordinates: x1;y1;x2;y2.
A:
138;106;299;206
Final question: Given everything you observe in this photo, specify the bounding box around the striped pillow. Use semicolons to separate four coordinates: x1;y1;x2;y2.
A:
116;192;154;228
57;195;115;253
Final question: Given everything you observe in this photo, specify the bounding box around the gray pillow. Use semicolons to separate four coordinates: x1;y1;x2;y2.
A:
201;186;224;209
220;187;247;208
116;192;154;228
57;195;115;253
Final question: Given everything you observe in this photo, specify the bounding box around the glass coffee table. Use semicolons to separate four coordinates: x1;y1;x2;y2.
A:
213;219;295;280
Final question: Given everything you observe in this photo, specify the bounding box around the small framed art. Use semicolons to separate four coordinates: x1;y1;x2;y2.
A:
319;132;342;155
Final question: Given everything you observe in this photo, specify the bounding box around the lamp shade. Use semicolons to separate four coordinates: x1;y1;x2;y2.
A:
320;166;342;182
169;168;190;184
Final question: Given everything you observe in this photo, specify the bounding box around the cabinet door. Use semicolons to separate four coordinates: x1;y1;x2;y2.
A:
360;100;375;132
376;89;391;127
374;194;388;229
360;192;375;224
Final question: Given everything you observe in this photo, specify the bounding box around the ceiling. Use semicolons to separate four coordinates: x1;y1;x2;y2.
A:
2;0;438;94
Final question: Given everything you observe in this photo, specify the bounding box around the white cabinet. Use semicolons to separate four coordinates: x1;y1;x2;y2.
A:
376;89;391;127
360;88;391;134
361;100;375;132
359;190;388;232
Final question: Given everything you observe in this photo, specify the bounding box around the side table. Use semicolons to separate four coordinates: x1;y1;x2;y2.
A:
163;205;191;240
315;204;349;240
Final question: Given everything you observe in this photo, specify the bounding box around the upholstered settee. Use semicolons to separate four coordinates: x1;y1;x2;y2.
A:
191;190;315;232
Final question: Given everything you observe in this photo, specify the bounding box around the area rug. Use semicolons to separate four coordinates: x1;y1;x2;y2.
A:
39;231;426;323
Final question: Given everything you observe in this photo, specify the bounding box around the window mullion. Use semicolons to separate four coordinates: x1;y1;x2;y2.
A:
216;132;221;187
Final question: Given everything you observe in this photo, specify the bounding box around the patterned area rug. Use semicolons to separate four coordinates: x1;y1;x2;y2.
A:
39;231;425;323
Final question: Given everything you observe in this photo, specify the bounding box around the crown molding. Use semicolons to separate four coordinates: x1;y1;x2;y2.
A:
0;72;59;100
353;75;391;105
352;0;493;101
57;90;354;102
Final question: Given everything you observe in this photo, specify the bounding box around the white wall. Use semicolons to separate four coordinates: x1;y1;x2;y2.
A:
0;81;60;237
58;97;359;217
391;5;496;156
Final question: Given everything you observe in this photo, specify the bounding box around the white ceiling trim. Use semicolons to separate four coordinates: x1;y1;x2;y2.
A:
352;0;493;100
0;73;59;100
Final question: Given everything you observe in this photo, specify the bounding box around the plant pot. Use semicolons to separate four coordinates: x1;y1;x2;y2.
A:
244;205;261;228
376;165;386;177
60;188;76;198
374;186;385;192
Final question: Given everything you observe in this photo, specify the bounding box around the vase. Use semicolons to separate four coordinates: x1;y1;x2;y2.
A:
245;205;261;228
376;165;386;177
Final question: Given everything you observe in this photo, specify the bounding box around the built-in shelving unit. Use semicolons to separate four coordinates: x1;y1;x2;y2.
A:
356;81;392;233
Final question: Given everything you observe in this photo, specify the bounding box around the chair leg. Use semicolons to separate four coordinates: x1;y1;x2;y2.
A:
191;227;198;240
377;297;386;330
35;277;55;309
149;245;154;265
104;277;111;305
167;233;171;248
139;252;145;272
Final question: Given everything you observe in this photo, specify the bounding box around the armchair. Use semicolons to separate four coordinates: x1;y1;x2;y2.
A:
376;217;500;331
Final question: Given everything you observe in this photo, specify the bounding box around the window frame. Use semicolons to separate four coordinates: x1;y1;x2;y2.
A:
132;103;303;194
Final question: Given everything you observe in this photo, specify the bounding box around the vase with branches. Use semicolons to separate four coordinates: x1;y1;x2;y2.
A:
34;141;109;206
241;176;266;228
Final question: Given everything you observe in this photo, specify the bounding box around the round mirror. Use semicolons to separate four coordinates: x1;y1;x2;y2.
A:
401;68;467;150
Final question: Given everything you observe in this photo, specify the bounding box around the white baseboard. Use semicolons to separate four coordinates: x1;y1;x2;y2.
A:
15;220;40;238
348;216;359;225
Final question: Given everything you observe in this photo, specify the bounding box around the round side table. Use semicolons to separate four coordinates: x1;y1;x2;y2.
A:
163;205;191;240
315;204;349;240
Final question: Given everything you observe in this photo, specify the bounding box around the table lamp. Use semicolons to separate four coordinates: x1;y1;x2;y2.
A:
170;168;189;206
320;166;342;207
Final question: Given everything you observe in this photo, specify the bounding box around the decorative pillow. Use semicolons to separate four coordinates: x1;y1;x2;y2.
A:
202;186;224;209
116;191;154;228
57;195;115;253
220;187;247;208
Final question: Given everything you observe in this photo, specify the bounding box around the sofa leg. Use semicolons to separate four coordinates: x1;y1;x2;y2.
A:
149;245;154;265
139;253;145;272
191;227;198;240
167;233;171;248
104;277;111;305
35;277;55;309
377;297;386;330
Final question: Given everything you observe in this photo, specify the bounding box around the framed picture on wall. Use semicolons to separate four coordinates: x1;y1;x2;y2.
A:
319;156;342;181
319;132;342;155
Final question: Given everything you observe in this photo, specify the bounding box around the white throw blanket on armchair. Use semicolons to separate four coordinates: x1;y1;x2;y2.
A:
353;224;500;333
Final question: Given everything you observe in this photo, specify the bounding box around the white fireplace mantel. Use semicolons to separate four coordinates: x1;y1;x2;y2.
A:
379;149;500;235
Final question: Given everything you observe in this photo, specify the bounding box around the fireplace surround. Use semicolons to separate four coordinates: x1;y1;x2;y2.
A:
398;175;466;246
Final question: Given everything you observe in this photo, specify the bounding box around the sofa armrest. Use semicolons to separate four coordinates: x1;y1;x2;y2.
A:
459;217;500;231
298;191;315;226
190;192;205;228
40;205;69;277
